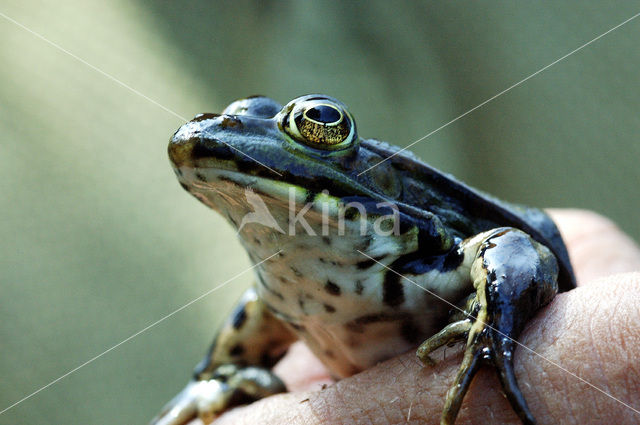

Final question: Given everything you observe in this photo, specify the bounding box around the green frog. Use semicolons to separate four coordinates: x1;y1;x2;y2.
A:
151;95;575;425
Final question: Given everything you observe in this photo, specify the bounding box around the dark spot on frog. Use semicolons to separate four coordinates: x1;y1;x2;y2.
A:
382;272;405;306
290;266;303;277
253;237;262;246
323;303;336;313
356;256;386;270
298;297;306;312
179;182;190;192
324;349;336;359
322;236;331;245
175;168;183;176
195;172;207;182
354;280;364;295
319;258;341;266
231;306;247;330
229;344;245;356
324;280;341;296
279;276;290;285
221;116;243;128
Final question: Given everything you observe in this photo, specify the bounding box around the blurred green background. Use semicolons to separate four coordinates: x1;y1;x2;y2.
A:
1;1;639;423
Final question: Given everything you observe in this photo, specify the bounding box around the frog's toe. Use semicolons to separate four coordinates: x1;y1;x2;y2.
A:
150;379;232;425
416;319;472;366
438;322;536;425
150;365;286;425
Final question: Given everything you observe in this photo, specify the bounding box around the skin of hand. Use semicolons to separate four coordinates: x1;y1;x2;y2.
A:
190;209;640;425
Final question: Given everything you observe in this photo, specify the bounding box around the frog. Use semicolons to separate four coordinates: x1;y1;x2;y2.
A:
151;94;575;425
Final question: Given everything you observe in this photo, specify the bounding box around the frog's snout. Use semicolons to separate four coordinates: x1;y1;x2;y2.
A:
169;119;201;168
169;113;256;170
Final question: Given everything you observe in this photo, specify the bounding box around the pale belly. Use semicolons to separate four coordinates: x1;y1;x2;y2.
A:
255;251;473;379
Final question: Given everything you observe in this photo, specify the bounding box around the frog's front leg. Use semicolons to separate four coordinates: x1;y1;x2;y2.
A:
417;228;559;425
150;286;297;425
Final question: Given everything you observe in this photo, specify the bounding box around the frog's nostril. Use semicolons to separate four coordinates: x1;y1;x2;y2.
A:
218;115;244;129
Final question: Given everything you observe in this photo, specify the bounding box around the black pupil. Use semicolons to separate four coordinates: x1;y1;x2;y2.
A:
305;105;341;124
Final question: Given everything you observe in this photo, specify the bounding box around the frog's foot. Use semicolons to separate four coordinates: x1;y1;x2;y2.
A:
417;228;560;425
150;364;286;425
417;313;534;425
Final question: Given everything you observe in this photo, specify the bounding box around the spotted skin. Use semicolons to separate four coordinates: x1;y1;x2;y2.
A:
151;95;575;425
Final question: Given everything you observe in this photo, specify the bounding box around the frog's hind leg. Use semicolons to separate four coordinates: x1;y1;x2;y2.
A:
417;228;559;425
150;286;297;425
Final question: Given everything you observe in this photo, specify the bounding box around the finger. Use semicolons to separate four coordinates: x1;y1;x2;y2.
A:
212;274;640;425
548;209;640;284
272;341;333;391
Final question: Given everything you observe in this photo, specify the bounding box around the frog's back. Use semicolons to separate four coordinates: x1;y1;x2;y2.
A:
363;139;576;292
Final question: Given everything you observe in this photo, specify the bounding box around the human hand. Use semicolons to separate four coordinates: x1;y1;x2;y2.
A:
192;209;640;425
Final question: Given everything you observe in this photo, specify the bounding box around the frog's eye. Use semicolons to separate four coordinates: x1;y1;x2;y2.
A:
281;96;357;150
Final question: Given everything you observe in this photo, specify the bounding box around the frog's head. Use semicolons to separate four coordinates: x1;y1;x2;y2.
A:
169;94;405;199
169;95;449;253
